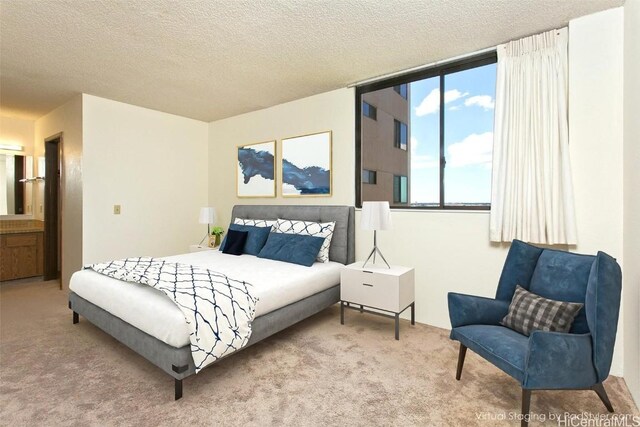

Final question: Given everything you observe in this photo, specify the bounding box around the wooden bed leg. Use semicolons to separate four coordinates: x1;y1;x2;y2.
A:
72;312;79;324
175;378;183;400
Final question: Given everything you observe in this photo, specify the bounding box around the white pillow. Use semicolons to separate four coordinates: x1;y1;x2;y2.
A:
233;218;276;230
274;218;336;263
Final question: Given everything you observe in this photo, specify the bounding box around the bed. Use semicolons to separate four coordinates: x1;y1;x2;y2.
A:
68;205;355;400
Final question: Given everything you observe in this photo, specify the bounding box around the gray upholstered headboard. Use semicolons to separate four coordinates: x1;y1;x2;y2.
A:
231;205;355;265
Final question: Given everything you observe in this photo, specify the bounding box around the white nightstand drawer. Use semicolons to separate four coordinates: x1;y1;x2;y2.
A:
341;269;399;312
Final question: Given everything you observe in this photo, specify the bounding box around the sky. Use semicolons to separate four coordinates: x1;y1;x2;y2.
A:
408;63;496;205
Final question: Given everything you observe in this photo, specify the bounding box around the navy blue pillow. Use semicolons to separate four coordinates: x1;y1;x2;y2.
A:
257;233;325;267
222;229;248;256
219;224;271;256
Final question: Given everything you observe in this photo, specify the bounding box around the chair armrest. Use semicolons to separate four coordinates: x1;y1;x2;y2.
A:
448;292;510;328
524;331;597;389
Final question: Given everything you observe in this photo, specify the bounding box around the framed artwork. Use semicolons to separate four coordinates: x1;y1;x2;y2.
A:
237;140;276;198
281;131;332;197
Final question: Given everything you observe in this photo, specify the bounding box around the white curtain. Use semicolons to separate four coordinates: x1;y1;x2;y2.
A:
490;27;577;245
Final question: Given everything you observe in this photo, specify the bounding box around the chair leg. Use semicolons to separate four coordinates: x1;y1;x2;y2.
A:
456;344;467;380
592;383;614;412
521;389;531;427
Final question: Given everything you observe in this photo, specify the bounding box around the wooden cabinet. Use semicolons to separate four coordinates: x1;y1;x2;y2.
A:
0;232;44;281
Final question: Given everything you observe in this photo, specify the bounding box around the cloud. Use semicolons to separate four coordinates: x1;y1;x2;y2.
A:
447;132;493;168
415;89;468;116
410;136;438;169
410;136;418;151
464;95;495;110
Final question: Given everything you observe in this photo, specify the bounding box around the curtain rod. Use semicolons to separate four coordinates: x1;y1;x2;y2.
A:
347;45;496;88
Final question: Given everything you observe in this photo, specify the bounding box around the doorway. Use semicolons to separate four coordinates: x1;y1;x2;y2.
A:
43;134;62;286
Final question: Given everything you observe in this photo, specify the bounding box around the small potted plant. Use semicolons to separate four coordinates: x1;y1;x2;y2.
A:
209;226;224;248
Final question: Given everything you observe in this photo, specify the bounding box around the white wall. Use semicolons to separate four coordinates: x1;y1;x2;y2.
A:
623;0;640;405
207;8;629;377
208;88;356;225
82;94;208;264
568;7;625;378
0;115;35;156
34;95;83;288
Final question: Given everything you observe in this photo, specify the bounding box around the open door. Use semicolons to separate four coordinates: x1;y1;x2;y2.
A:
44;134;61;283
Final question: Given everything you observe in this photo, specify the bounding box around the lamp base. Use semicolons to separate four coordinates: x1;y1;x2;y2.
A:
362;245;390;269
198;233;208;246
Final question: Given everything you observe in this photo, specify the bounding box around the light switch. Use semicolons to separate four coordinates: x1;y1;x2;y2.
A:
113;205;121;215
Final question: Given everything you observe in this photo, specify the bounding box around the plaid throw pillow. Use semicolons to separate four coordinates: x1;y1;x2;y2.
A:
500;285;584;336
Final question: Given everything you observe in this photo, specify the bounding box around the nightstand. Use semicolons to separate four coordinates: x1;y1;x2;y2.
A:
189;244;217;253
340;262;415;340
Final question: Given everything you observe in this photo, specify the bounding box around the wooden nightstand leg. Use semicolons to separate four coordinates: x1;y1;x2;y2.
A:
395;313;400;340
340;301;344;325
411;302;415;325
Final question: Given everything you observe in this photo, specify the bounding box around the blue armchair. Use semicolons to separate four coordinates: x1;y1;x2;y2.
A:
448;240;622;426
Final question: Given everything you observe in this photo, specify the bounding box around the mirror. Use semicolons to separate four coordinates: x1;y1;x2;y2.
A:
0;154;34;215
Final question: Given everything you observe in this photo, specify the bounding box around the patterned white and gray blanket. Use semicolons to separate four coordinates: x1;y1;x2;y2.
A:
87;257;258;372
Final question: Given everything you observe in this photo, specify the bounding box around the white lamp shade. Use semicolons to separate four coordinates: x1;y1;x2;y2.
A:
199;207;217;225
360;201;392;230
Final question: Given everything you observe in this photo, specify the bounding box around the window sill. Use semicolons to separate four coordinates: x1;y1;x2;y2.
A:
355;207;490;214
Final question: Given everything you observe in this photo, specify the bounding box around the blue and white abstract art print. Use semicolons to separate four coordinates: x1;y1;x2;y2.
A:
281;131;332;197
237;140;276;198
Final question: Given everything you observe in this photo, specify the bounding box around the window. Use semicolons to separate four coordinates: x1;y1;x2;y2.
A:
394;84;408;99
394;119;407;150
362;102;377;120
356;52;497;209
362;169;377;184
393;175;408;204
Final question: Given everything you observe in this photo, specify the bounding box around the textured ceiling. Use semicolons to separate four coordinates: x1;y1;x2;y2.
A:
0;0;624;122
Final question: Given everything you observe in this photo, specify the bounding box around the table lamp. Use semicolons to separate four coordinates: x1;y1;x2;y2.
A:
198;207;217;246
361;201;392;268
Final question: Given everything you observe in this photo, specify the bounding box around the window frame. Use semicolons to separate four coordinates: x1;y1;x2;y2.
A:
393;175;408;204
393;119;408;150
362;169;377;185
355;51;497;210
362;101;377;120
393;84;408;99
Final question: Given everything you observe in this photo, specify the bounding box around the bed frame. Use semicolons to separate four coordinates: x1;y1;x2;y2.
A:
68;205;355;400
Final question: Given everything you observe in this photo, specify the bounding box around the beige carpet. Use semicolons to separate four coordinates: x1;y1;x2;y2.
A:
1;280;637;426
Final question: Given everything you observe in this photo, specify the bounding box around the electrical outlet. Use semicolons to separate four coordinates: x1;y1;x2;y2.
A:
113;205;121;215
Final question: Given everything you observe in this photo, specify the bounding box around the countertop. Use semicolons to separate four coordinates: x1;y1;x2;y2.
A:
0;220;45;235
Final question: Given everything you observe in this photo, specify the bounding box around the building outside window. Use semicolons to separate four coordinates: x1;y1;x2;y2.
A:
394;119;408;150
362;169;377;184
393;175;408;203
394;84;408;99
363;102;377;120
360;86;411;206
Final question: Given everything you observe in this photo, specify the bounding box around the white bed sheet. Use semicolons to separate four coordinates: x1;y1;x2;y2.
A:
69;251;342;348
